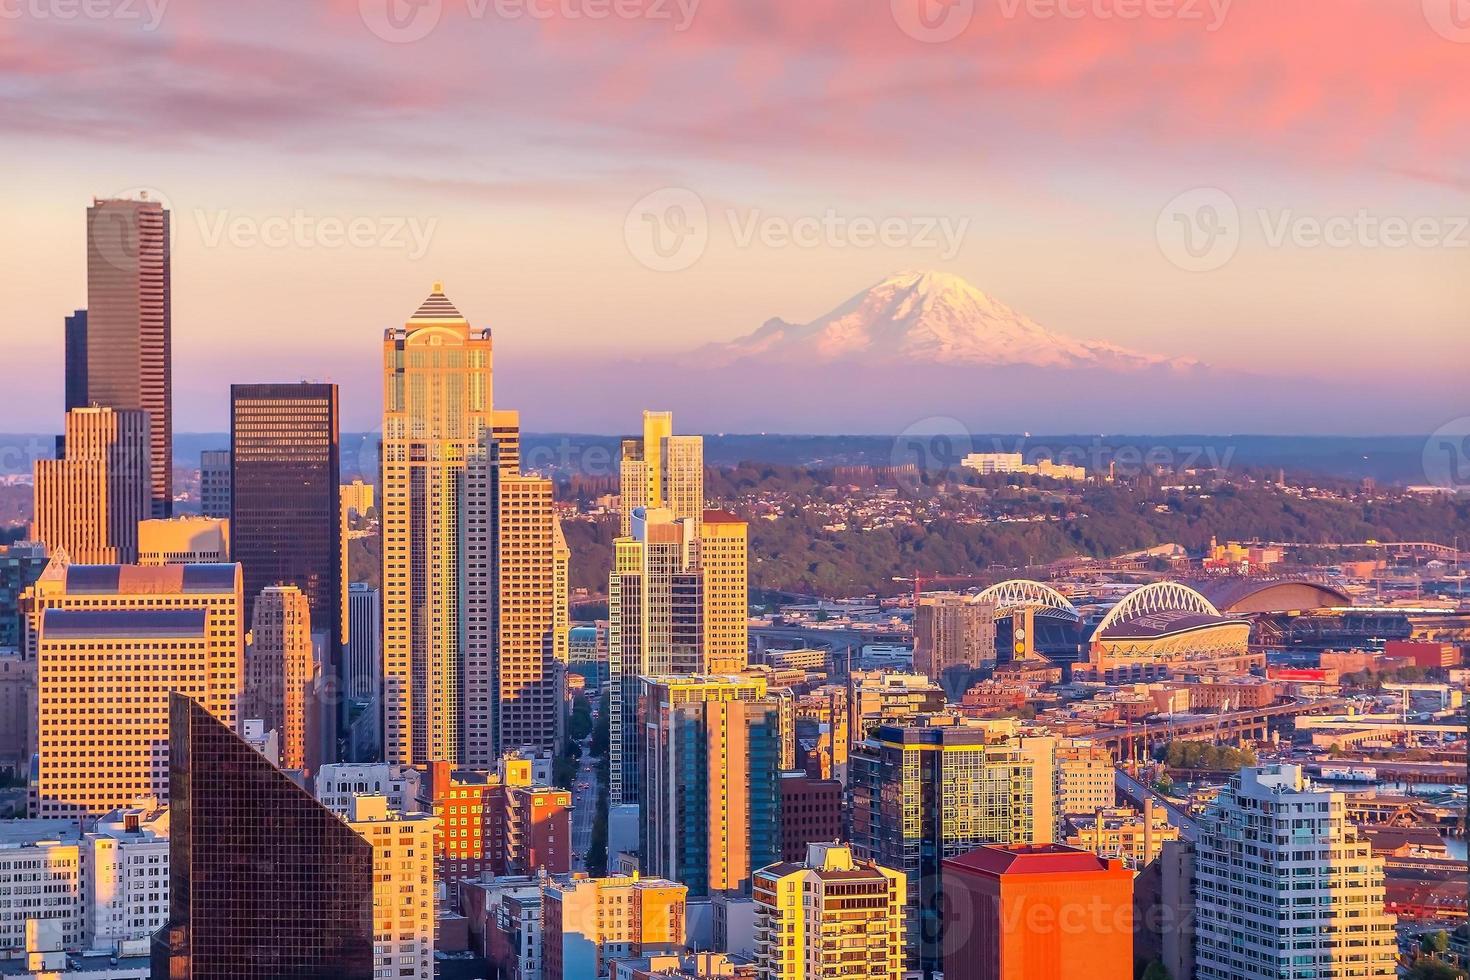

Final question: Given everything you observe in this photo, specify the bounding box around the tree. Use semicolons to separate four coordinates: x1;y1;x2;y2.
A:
1407;961;1466;980
1422;930;1451;954
1141;961;1172;980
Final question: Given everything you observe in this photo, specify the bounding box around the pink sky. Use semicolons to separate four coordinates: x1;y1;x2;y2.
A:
1;0;1466;432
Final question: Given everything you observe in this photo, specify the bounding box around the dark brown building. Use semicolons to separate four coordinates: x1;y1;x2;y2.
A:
85;197;171;517
778;771;844;863
152;692;373;979
230;382;343;661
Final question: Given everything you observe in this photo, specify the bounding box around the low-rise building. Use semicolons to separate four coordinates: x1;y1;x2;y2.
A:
544;874;687;980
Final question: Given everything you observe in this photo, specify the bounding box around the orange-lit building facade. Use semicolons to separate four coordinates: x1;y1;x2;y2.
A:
424;758;571;892
941;843;1133;980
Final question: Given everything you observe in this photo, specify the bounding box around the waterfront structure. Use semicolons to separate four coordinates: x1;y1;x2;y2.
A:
84;196;172;518
30;561;242;818
32;406;149;564
849;719;1050;973
637;675;781;898
914;592;997;680
137;516;229;565
1192;764;1398;980
543;874;687;980
198;450;230;519
152;693;374;978
700;509;749;674
941;843;1134;980
230;382;343;658
752;843;906;980
381;285;493;766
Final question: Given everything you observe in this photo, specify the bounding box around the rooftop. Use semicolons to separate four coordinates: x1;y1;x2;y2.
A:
944;843;1123;878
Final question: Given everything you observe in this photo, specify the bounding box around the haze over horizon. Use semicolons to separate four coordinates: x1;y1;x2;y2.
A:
3;1;1466;433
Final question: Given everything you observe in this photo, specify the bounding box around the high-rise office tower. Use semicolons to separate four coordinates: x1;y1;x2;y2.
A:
914;593;997;680
753;843;907;980
198;449;230;519
152;693;374;979
230;382;342;658
463;425;567;761
941;843;1134;980
346;795;438;980
137;515;230;565
618;411;702;537
32;407;149;564
85;196;171;518
243;585;314;771
30;562;242;818
64;309;87;412
382;285;493;766
700;509;749;674
346;583;381;702
607;508;701;806
637;674;782;898
849;719;1050;974
1192;764;1398;980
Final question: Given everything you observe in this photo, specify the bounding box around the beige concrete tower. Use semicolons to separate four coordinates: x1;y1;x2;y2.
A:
381;284;492;765
32;407;149;564
243;584;314;771
700;509;748;673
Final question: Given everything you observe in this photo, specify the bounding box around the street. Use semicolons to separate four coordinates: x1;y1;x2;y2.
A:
571;734;598;872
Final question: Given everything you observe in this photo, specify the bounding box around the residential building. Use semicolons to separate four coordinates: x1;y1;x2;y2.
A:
314;762;423;816
849;718;1049;973
1192;765;1398;980
637;675;782;898
198;449;231;519
1054;738;1116;821
700;510;748;674
0;541;48;650
381;285;493;766
1063;801;1178;870
544;874;687;980
32;407;149;564
137;516;229;565
0;652;34;778
29;561;242;818
152;693;374;979
941;843;1134;980
346;794;438;980
84;196;172;518
340;478;374;518
82;800;170;953
845;671;945;750
751;843;906;980
0;821;83;954
914;593;997;680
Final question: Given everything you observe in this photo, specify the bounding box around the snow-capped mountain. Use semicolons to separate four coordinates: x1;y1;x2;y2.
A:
697;270;1199;371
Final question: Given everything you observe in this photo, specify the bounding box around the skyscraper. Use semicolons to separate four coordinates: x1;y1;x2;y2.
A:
752;843;907;980
85;196;171;518
32;406;149;564
64;309;87;412
637;674;782;898
243;584;314;772
152;693;374;979
463;424;567;761
382;285;492;766
345;583;380;703
198;449;231;519
941;843;1134;980
700;509;749;674
617;411;702;537
849;719;1050;974
914;593;997;681
230;382;342;658
608;507;702;806
1192;764;1398;979
30;561;242;818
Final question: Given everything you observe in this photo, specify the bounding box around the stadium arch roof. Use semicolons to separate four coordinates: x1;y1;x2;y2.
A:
1190;577;1354;614
974;580;1081;622
1092;581;1221;636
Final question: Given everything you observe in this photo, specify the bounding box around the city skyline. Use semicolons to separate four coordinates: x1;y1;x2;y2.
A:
2;2;1467;433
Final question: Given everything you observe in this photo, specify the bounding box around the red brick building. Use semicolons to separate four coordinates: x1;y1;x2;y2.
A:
1384;640;1463;669
942;844;1133;980
777;771;844;862
425;759;571;895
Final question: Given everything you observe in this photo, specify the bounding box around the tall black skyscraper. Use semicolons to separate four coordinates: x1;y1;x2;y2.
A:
64;309;87;412
152;693;373;979
85;196;172;517
229;382;343;657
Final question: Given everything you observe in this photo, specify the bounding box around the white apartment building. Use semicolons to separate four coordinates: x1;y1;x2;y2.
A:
314;763;423;816
1194;764;1398;980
